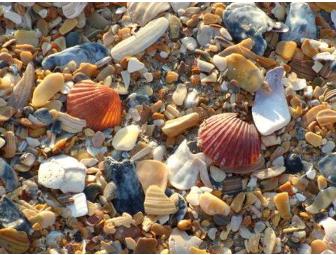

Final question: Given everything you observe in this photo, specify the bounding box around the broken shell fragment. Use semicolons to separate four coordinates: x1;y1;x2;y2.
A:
199;192;230;216
144;185;177;215
198;113;261;173
136;160;168;192
306;187;336;214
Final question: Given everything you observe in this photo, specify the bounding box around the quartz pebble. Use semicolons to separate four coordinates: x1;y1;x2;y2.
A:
199;192;230;216
31;73;64;108
162;112;199;137
67;193;88;217
112;125;140;151
252;67;291;136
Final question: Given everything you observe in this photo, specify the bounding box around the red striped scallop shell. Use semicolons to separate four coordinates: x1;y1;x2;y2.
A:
67;81;122;131
198;113;262;174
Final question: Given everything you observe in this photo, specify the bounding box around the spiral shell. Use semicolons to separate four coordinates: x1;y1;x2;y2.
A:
66;81;122;131
198;113;261;174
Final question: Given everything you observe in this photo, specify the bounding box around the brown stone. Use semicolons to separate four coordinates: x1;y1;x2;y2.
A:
276;41;297;61
150;223;171;237
134;237;158;254
114;226;141;241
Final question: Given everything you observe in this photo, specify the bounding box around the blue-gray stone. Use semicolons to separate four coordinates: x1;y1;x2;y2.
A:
65;31;81;48
318;153;336;185
223;3;286;55
0;197;32;234
281;3;317;42
41;42;108;70
34;108;53;126
0;158;19;192
104;157;144;215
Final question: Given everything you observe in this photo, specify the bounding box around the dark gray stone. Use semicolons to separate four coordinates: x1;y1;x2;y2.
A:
0;197;32;234
318;153;336;184
41;42;108;70
65;31;81;48
0;158;18;192
84;183;102;202
104;157;144;215
281;3;317;42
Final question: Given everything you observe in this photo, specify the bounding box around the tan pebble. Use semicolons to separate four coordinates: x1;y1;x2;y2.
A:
31;73;64;108
303;103;329;127
0;228;30;253
311;239;327;254
14;30;38;47
2;131;16;159
301;39;319;58
263;227;276;254
166;71;179;83
316;109;336;127
150;223;171;237
276;41;297;61
75;63;98;77
224;53;264;93
19;51;33;65
134;237;157;254
59;19;78;35
136;160;168;192
144;185;177;215
190;247;208;254
199;192;230;216
305;132;323;147
177;219;192;231
203;13;221;25
125;237;137;250
162;112;199;137
273;192;291;219
317;175;328;190
230;192;245;213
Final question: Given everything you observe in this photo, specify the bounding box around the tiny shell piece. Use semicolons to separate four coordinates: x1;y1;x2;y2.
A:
144;185;177;215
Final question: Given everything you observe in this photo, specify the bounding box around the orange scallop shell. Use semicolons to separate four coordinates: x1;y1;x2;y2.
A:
198;113;262;174
67;81;122;131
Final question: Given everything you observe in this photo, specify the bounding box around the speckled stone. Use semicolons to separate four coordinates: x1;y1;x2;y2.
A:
42;42;108;70
104;157;145;215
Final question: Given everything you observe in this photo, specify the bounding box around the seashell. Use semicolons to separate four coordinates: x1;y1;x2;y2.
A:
112;125;140;151
289;58;316;81
104;213;135;229
198;113;261;174
170;3;191;13
0;228;30;253
2;131;16;159
324;89;336;103
110;17;169;61
223;3;287;55
8;63;35;109
66;81;122;131
199;192;230;216
50;110;86;133
0;157;19;192
42;43;108;70
168;228;202;254
316;109;336;127
136;160;168;192
144;185;177;215
127;2;170;26
319;217;336;252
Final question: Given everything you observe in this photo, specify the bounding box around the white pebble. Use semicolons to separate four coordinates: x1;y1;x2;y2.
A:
210;166;226;182
127;57;145;73
306;168;316;180
208;228;217;240
184;89;199;108
67;193;88;217
230;215;242;232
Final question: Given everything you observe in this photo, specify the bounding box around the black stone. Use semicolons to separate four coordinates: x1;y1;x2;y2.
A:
104;157;144;215
73;231;83;242
213;215;231;226
84;184;102;202
284;153;304;174
0;197;32;234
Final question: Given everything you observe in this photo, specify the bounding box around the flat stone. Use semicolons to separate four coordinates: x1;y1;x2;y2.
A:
104;158;144;215
199;192;230;216
14;30;39;47
162;113;199;137
252;67;291;136
112;125;140;151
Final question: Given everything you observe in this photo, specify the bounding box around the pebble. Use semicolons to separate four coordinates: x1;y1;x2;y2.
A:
84;183;102;202
252;166;286;180
199;192;230;216
168;228;203;254
305;132;323;147
136;160;168;192
38;155;86;193
306;168;317;180
14;30;39;47
31;73;64;108
128;2;170;26
185;186;212;207
166;140;211;190
181;37;197;51
162;112;199;137
144;185;177;215
284;153;304;174
172;83;187;106
127;57;145;73
30;211;56;228
311;240;327;254
42;42;108;70
230;192;245;213
112;125;140;151
276;41;297;61
318;153;336;184
281;3;317;42
273;192;291;219
67;193;88;217
104;158;144;214
263;227;276;253
210;166;226;182
59;18;78;35
252;67;291;136
135;237;158;254
0;158;19;192
306;187;336;214
322;141;335;154
61;3;87;19
230;215;242;232
111;17;169;61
